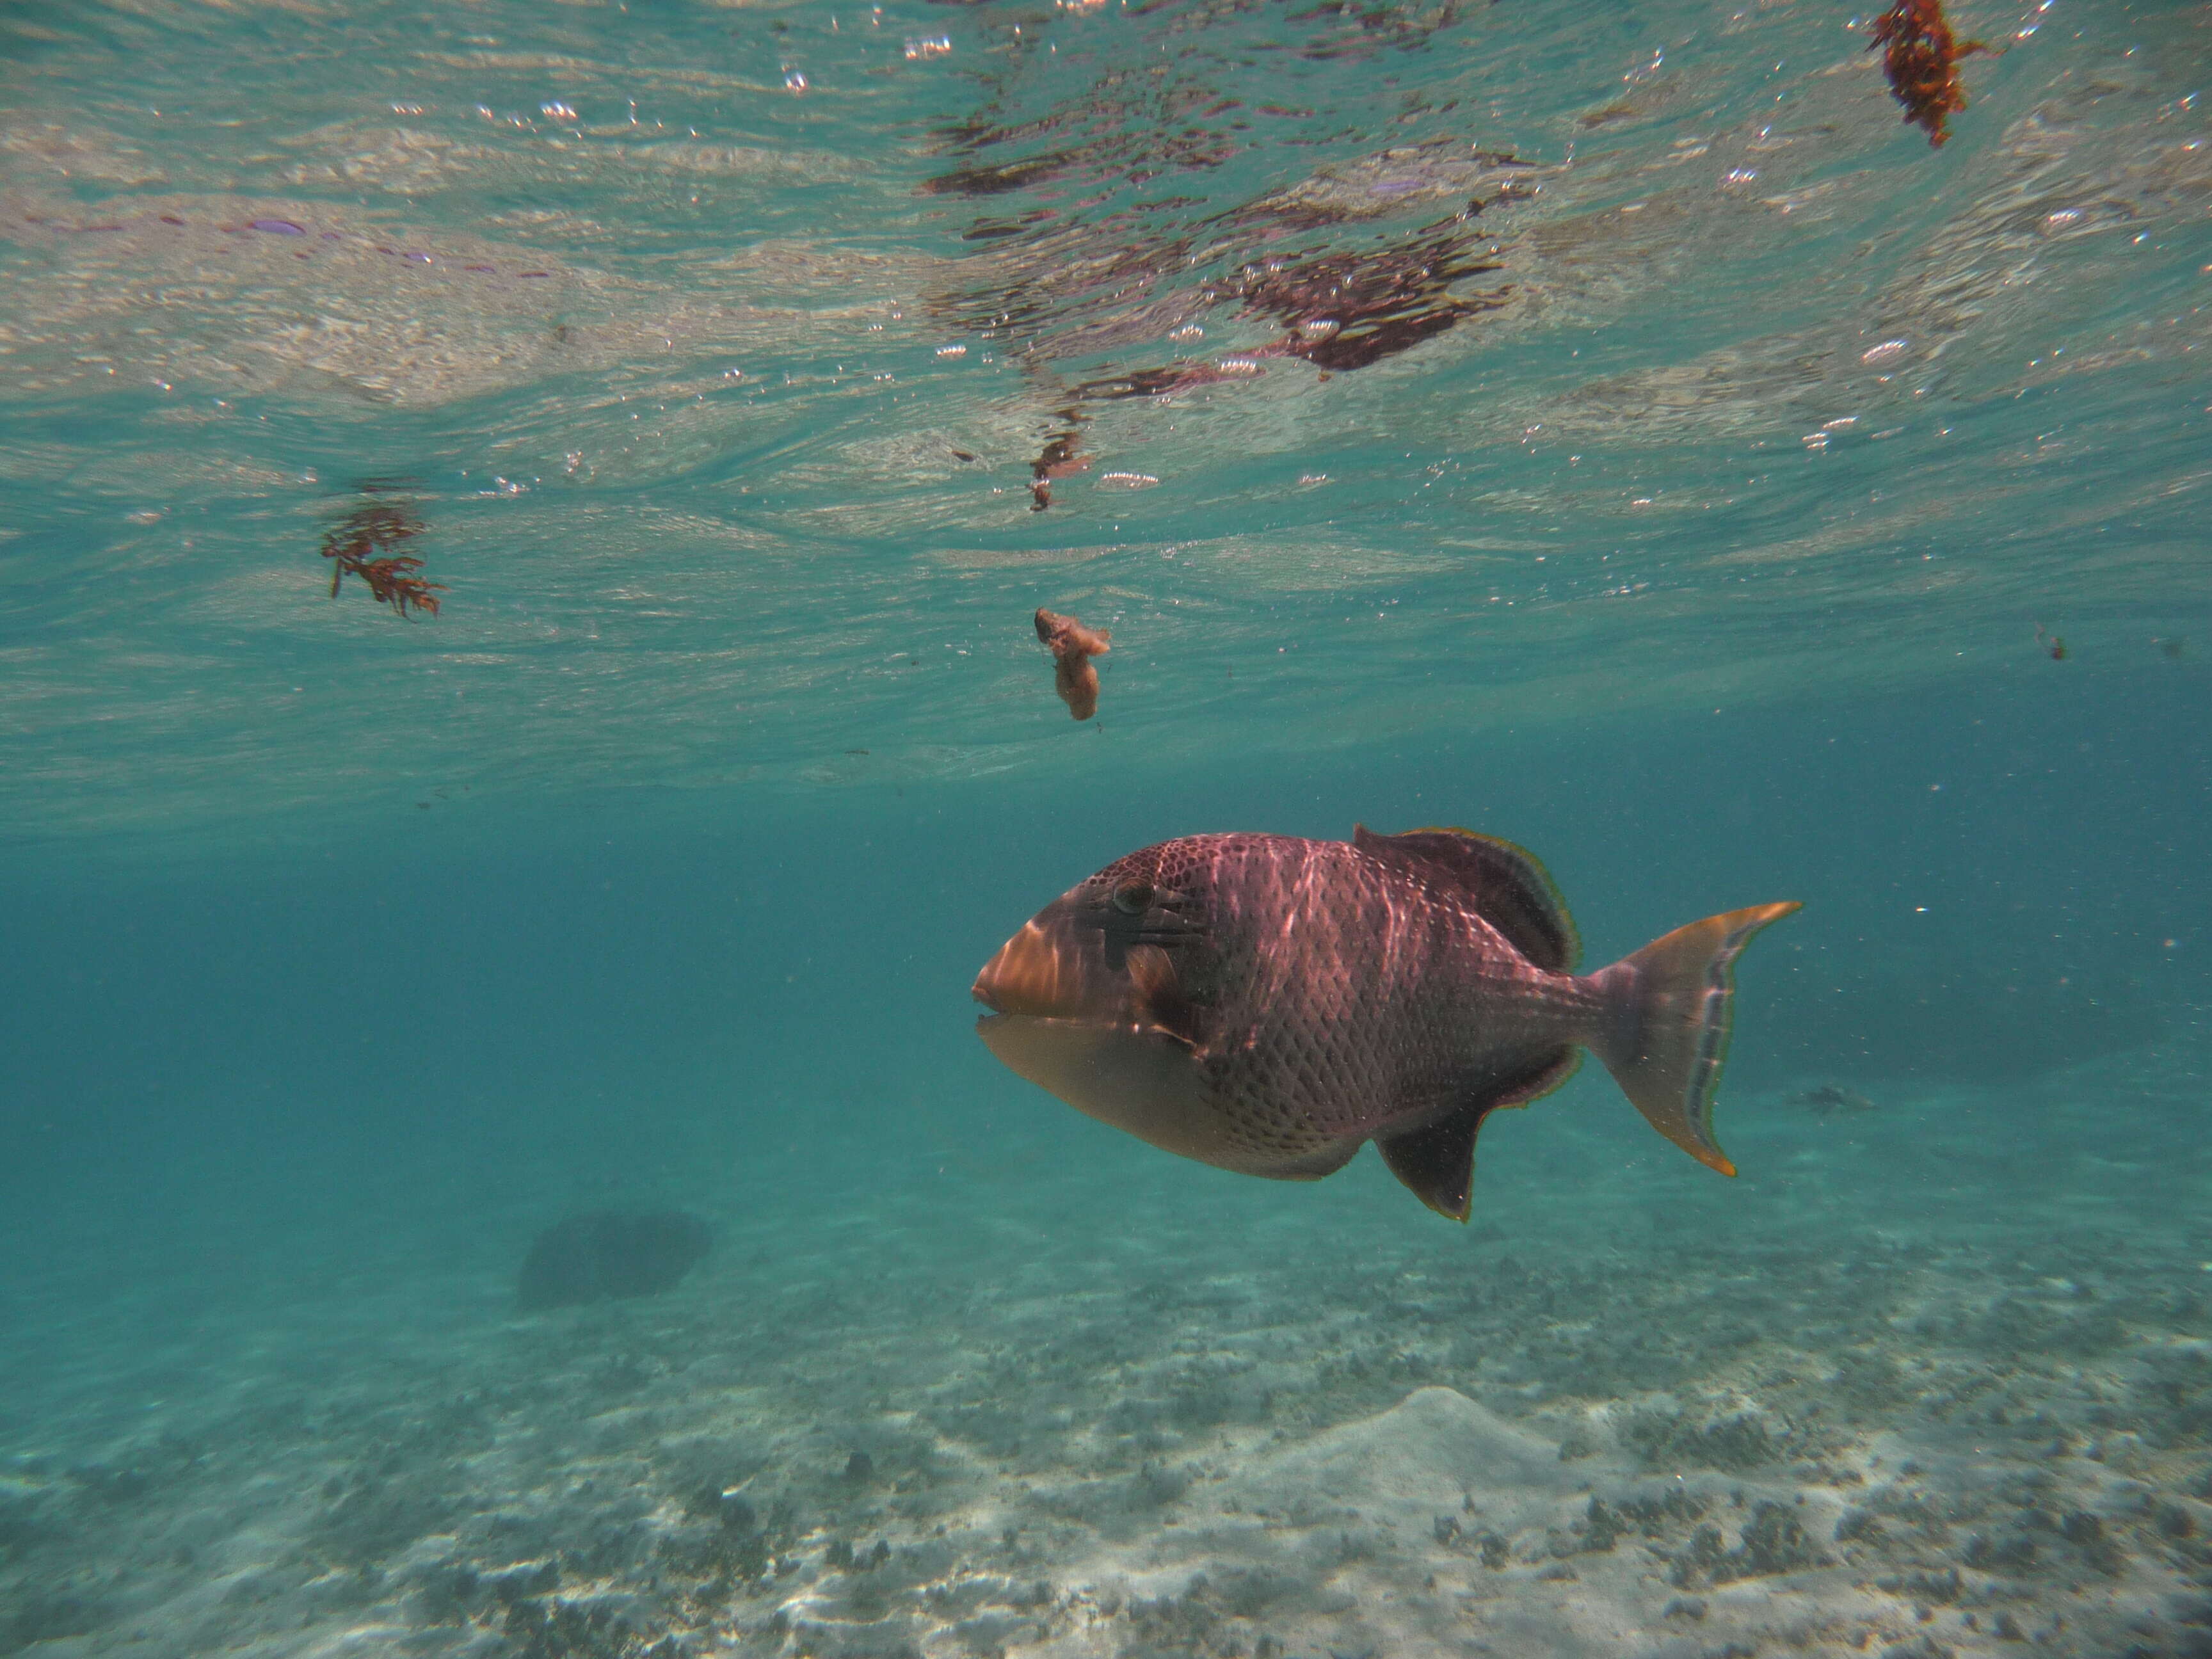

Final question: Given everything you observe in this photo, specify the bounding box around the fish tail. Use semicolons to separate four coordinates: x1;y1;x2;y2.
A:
1583;902;1800;1176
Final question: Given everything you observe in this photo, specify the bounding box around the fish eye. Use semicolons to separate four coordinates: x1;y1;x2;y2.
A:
1110;880;1155;916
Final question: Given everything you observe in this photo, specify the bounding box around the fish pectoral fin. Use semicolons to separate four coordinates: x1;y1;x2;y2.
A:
1376;1050;1582;1222
1141;1023;1198;1055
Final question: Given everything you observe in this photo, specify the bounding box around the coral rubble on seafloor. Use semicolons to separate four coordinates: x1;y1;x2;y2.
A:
4;1075;2211;1659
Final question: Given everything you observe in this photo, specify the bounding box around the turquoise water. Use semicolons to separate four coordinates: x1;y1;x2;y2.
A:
3;0;2210;1655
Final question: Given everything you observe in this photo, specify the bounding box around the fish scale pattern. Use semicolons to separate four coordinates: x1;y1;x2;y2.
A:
1089;833;1567;1171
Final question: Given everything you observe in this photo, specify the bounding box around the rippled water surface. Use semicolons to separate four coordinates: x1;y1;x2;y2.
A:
2;0;2204;838
3;1;2211;1656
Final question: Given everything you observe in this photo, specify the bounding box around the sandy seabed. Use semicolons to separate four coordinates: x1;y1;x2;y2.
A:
3;1055;2209;1659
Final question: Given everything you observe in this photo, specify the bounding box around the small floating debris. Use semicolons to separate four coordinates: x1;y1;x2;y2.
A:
1097;471;1159;490
319;486;446;619
1869;0;1984;148
516;1210;713;1311
1029;426;1089;511
1791;1084;1877;1115
246;218;306;236
1034;607;1110;721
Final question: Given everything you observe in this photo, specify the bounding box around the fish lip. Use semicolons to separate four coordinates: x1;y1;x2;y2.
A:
977;1009;1174;1043
977;1009;1133;1055
972;1007;1043;1045
974;1008;1086;1034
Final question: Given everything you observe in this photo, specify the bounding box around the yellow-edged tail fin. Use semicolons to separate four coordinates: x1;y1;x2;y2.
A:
1585;902;1800;1176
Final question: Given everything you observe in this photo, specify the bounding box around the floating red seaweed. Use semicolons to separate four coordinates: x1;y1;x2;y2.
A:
1035;608;1110;720
319;490;446;619
1870;0;1984;148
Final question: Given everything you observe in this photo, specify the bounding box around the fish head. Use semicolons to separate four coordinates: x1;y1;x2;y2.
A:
973;842;1230;1160
973;842;1215;1034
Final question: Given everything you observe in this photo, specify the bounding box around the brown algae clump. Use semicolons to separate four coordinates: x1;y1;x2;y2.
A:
1034;607;1110;720
1870;0;1985;147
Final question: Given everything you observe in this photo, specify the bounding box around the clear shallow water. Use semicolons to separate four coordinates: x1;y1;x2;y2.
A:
3;1;2211;1656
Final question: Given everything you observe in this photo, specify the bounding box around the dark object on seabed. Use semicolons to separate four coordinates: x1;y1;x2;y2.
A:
1870;0;1984;148
516;1210;712;1311
1793;1084;1877;1115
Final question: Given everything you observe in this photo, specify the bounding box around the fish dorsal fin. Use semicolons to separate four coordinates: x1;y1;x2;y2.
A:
1375;1049;1582;1221
1353;824;1580;972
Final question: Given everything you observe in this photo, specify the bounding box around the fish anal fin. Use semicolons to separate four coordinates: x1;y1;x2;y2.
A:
1377;1048;1581;1221
1353;824;1580;972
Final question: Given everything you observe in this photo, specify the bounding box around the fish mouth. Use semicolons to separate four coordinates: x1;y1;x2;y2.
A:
974;895;1206;1038
972;915;1121;1097
974;902;1237;1167
972;913;1106;1021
